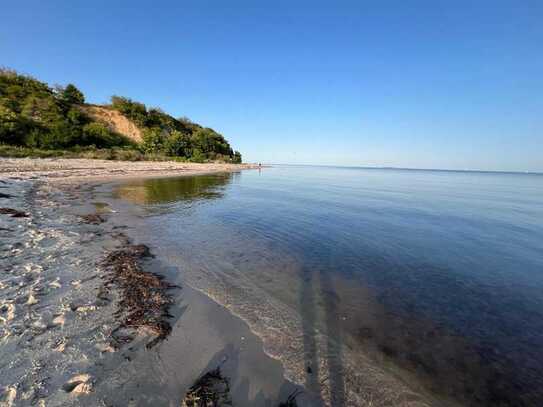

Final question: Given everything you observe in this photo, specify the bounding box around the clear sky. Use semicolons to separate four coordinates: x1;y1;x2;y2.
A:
2;1;542;171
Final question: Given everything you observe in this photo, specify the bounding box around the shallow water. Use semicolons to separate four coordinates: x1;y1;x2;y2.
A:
114;166;543;406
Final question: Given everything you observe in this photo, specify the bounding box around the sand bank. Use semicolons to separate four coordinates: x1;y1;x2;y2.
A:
0;157;259;182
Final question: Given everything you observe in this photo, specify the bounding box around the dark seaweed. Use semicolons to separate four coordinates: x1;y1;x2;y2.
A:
102;242;178;349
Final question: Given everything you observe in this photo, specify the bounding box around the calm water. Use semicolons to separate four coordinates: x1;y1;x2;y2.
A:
115;166;543;406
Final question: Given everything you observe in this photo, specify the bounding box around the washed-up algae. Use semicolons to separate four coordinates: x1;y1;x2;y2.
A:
181;367;232;407
180;368;301;407
0;207;29;217
80;213;106;224
101;240;178;348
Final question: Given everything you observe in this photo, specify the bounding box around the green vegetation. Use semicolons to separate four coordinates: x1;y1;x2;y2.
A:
0;144;148;161
0;68;130;150
0;69;242;163
110;96;241;162
115;173;232;204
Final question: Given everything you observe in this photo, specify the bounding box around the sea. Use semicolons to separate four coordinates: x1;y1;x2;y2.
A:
112;165;543;406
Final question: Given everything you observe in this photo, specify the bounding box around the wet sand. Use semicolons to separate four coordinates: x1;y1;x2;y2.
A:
0;163;311;406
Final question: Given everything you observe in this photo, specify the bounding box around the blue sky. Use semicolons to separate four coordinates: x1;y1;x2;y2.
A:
2;1;542;171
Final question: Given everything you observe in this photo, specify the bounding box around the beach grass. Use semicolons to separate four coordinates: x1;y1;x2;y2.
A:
0;144;191;162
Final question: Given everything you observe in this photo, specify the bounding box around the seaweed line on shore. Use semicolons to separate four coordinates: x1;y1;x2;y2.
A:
2;176;304;406
100;234;180;349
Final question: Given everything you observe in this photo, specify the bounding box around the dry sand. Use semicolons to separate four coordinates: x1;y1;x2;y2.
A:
0;157;259;182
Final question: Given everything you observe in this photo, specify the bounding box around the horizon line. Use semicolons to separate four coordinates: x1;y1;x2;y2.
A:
259;163;543;175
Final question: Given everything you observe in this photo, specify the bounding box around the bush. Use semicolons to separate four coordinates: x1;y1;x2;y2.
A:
113;148;144;161
0;105;21;144
81;122;128;148
232;151;242;163
24;127;47;148
110;95;147;127
67;107;86;125
62;84;85;104
141;128;165;154
0;144;145;161
163;130;190;156
190;148;205;163
41;122;77;149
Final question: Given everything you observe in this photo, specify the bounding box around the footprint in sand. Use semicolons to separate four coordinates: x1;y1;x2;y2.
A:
0;303;15;324
52;337;67;352
51;314;65;328
95;342;116;353
29;320;48;336
62;374;92;395
0;386;17;407
48;279;61;289
0;327;9;341
96;287;113;306
71;303;97;313
24;263;43;274
26;293;39;306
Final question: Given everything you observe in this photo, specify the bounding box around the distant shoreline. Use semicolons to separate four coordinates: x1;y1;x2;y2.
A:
269;163;543;175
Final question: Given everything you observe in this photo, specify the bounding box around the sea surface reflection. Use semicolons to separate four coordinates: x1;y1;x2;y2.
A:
115;166;543;406
114;173;234;205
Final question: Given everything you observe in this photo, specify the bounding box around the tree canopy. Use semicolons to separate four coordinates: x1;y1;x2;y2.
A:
0;69;129;149
109;95;241;162
62;84;85;105
0;69;242;163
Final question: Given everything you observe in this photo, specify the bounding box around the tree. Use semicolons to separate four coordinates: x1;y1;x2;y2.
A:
81;122;126;148
190;148;205;163
0;69;242;161
232;151;242;163
62;84;85;104
43;121;76;149
163;130;190;157
110;96;147;126
141;128;165;154
191;128;230;156
67;107;86;125
0;105;21;143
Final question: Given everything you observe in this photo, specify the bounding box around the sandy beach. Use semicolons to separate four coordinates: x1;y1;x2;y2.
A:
0;158;260;182
0;159;310;407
